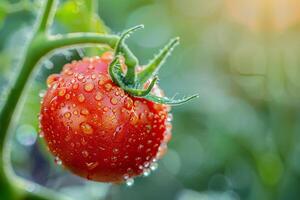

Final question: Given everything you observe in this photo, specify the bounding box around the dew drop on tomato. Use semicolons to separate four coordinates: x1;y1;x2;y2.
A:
39;90;46;98
150;162;158;171
94;92;103;101
77;94;85;102
84;82;94;92
80;108;89;115
110;97;118;105
82;150;89;158
80;122;93;134
124;177;134;187
54;157;62;165
143;168;151;177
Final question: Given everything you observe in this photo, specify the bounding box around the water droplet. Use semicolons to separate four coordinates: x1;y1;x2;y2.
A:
64;112;71;119
77;73;85;80
113;148;119;154
82;150;89;158
80;122;93;134
39;131;44;138
84;82;94;92
111;156;118;162
78;94;85;102
115;126;122;135
138;144;144;150
95;92;103;101
39;90;46;98
123;174;129;180
66;70;73;76
167;114;173;122
144;162;150;168
135;157;141;161
101;51;114;62
105;83;112;91
143;168;151;177
150;162;158;171
73;83;79;89
65;135;71;142
86;162;99;170
80;108;89;115
124;98;133;110
47;74;60;87
125;178;134;186
58;88;66;96
130;113;139;125
110;97;118;105
88;65;95;70
98;79;105;86
91;73;97;79
81;137;87;145
54;157;62;165
166;123;172;132
65;93;71;99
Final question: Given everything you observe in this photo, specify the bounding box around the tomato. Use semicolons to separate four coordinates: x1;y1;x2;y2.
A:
39;52;172;183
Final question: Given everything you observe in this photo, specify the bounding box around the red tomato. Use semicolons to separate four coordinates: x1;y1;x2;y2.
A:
39;52;172;183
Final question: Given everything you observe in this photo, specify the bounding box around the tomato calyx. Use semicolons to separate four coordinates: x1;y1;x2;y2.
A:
109;25;199;106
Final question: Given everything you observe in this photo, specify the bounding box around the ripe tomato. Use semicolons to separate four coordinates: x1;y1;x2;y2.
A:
39;52;172;183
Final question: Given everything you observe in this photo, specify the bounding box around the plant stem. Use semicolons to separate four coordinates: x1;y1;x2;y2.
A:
47;33;118;49
37;0;57;32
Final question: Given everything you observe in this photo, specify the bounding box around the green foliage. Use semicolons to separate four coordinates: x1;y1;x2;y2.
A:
0;3;7;29
56;0;108;33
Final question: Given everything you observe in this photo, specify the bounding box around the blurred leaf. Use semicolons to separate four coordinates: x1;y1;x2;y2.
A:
0;4;7;29
56;0;108;33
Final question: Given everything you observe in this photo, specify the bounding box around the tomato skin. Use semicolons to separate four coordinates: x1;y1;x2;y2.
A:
40;52;172;183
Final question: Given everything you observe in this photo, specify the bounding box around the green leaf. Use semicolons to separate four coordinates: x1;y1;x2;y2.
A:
114;25;144;55
143;94;199;106
0;5;7;29
137;37;180;84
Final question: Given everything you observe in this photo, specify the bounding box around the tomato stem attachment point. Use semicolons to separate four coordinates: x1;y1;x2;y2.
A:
108;32;198;105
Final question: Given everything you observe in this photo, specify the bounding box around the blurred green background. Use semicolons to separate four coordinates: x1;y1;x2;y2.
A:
2;0;300;199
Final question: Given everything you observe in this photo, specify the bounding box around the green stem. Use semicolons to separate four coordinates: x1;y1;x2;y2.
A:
37;0;57;32
47;33;118;49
